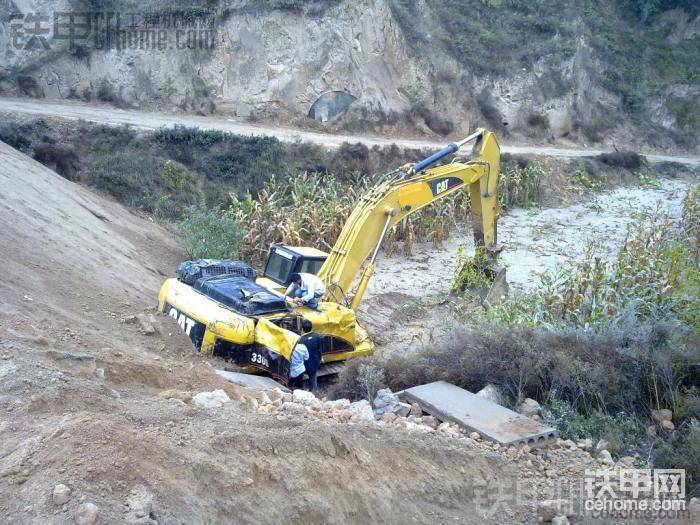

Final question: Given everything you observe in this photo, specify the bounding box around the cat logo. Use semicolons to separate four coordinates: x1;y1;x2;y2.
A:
428;177;462;197
168;306;196;336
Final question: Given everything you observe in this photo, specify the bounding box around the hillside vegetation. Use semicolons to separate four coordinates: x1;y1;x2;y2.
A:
389;0;699;147
1;0;697;151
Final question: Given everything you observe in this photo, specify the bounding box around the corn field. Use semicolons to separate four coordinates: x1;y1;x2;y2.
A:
483;186;700;331
182;171;490;266
181;162;548;266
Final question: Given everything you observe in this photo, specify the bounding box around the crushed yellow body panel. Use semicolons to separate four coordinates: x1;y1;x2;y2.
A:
157;277;374;382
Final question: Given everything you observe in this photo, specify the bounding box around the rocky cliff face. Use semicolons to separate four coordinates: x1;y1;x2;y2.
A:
1;0;698;149
1;1;414;116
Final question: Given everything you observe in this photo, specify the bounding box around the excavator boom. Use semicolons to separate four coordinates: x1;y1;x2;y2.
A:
317;129;500;308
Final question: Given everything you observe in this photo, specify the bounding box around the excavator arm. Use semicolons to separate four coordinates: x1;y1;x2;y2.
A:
317;128;500;310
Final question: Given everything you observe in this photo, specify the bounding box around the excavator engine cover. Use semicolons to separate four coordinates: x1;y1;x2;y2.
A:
177;259;256;285
194;275;287;315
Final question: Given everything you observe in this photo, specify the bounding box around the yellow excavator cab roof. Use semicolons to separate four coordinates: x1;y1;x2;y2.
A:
283;245;329;258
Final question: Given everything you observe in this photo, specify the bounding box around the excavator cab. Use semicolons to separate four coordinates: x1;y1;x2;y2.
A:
258;244;328;291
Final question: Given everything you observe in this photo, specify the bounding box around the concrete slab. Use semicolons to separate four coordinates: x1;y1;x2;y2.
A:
400;381;557;447
215;370;290;392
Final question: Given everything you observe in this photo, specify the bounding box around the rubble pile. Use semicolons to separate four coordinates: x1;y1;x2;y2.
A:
151;383;686;523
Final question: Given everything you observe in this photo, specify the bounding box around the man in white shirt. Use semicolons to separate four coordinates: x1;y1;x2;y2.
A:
288;341;309;390
285;272;325;309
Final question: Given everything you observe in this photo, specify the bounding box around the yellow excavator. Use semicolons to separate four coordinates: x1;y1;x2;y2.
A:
158;129;501;384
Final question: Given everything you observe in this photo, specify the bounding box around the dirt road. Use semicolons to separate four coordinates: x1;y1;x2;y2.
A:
1;96;698;166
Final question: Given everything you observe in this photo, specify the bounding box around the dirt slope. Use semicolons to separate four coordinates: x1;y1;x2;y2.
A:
0;141;543;524
1;97;698;166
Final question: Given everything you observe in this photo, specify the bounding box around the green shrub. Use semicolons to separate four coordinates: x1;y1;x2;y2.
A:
488;199;699;330
83;152;200;217
16;75;42;97
543;398;645;454
668;96;699;132
526;113;550;130
653;427;700;497
498;160;544;210
0;119;49;151
179;206;245;260
0;123;30;150
596;151;646;170
477;94;506;132
97;78;116;102
154;125;286;188
452;246;493;293
32;143;79;180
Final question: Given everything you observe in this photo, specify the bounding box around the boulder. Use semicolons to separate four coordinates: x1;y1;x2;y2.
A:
373;388;398;409
475;384;506;406
437;422;460;436
75;502;100;524
192;390;230;408
660;419;675;431
125;485;155;524
552;517;570;525
651;409;673;424
576;438;593;450
380;412;398;424
331;409;353;422
348;400;375;422
136;313;158;335
292;389;320;408
537;500;572;522
281;401;306;415
409;402;423;417
322;399;350;411
517;398;542;418
253;390;271;405
242;396;259;411
158;390;193;403
52;484;71;505
598;449;614;466
421;415;439;430
392;402;411;417
469;431;481;440
618;456;636;468
403;420;435;433
266;388;285;402
373;388;406;417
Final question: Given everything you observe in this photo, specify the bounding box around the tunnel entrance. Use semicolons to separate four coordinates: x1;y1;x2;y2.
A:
308;91;357;122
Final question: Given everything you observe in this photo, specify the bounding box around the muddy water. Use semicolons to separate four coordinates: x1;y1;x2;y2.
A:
367;179;689;300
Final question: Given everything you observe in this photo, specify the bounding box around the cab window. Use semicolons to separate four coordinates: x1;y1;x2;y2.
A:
299;258;324;275
265;250;294;283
